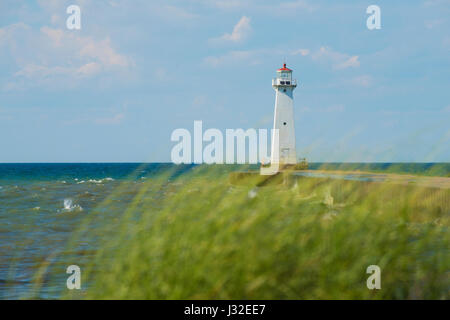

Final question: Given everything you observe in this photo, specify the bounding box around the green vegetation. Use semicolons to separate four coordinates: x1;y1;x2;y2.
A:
56;165;448;299
309;162;450;177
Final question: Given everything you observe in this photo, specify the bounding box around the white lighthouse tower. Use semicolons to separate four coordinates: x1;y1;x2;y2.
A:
270;63;298;165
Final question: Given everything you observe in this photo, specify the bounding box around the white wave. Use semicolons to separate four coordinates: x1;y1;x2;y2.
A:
62;199;83;212
87;177;114;184
75;177;114;184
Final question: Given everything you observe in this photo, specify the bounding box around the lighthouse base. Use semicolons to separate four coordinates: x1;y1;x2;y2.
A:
229;171;298;187
228;159;307;187
262;158;308;171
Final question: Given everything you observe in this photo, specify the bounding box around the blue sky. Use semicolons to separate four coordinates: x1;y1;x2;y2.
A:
0;0;449;162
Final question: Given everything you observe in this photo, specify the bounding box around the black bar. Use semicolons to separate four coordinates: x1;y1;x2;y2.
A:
1;300;445;318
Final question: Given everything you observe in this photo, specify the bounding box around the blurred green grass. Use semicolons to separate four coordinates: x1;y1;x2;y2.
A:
309;163;450;177
58;165;448;299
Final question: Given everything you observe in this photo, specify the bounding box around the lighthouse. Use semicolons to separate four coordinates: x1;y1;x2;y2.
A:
270;63;298;165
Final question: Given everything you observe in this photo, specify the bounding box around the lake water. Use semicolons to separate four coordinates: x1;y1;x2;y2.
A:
0;162;447;299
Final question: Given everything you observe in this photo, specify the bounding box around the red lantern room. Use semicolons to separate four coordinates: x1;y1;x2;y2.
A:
273;63;296;88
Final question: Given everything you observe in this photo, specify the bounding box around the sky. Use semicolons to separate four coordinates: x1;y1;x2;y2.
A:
0;0;449;163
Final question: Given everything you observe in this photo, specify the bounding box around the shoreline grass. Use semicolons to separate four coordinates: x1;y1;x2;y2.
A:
308;162;450;178
51;165;450;299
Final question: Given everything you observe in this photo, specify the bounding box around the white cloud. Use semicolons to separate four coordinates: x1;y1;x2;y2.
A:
312;47;360;70
292;48;310;56
78;36;130;68
94;113;125;125
77;62;103;76
40;26;65;46
0;22;30;42
13;62;103;79
204;45;360;71
213;16;252;43
335;56;360;70
14;64;72;78
0;23;132;88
